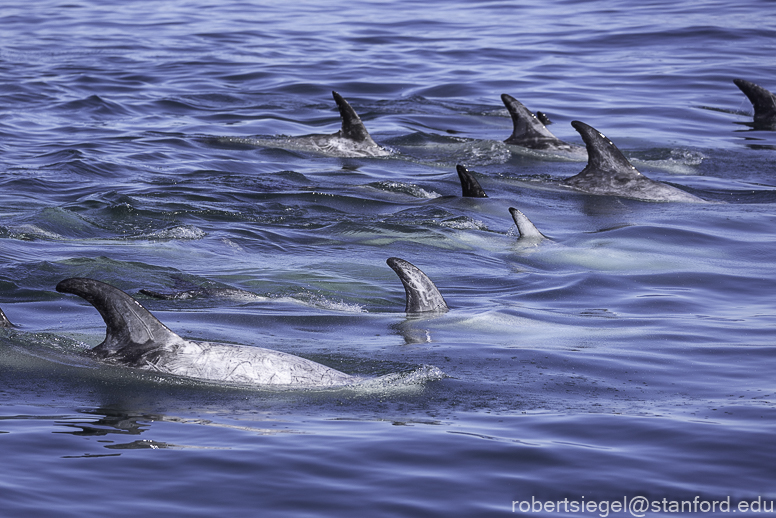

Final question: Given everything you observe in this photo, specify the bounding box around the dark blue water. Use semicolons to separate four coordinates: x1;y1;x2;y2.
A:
2;0;776;516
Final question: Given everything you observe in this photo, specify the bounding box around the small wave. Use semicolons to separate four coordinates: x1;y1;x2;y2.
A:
354;364;447;390
440;216;488;230
137;225;207;241
368;181;441;199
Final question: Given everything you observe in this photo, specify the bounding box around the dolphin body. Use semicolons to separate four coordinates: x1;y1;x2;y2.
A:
733;79;776;128
56;277;358;387
562;121;704;203
233;91;390;157
501;93;585;155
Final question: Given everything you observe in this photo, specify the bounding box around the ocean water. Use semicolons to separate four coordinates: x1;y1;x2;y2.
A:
1;0;776;516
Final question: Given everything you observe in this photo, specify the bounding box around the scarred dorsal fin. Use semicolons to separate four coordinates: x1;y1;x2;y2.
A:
56;278;183;358
332;91;372;142
733;78;776;124
501;93;566;149
456;165;488;197
386;258;448;313
508;207;546;240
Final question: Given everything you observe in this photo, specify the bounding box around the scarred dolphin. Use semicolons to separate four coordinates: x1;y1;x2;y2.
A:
562;121;704;203
56;277;357;386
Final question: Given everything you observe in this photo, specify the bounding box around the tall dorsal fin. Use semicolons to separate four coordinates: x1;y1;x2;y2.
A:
501;93;564;149
571;120;637;174
456;165;488;197
0;307;13;327
386;258;449;313
733;79;776;124
508;207;546;240
332;91;372;142
56;278;182;357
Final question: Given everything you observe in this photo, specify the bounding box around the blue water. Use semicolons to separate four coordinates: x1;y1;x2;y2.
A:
2;0;776;516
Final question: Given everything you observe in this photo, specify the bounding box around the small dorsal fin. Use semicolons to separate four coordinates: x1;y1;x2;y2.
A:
332;91;372;142
501;93;564;149
386;258;449;313
508;207;546;240
733;79;776;124
0;307;14;327
456;165;488;197
56;278;183;358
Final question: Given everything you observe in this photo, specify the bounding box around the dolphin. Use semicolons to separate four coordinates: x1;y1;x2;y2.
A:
228;91;390;157
386;258;448;313
733;79;776;127
456;165;488;197
562;121;704;202
501;93;583;154
55;277;357;387
508;207;546;241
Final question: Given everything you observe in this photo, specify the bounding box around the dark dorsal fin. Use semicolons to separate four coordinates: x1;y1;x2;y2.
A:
536;111;552;125
456;165;488;197
501;93;564;149
56;278;182;357
733;79;776;124
332;91;372;142
508;207;546;240
567;120;640;179
386;258;449;313
0;307;14;327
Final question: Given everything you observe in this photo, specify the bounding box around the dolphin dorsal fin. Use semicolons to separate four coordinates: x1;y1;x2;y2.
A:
501;93;562;148
566;120;641;182
56;278;182;357
508;207;546;240
332;91;372;142
386;258;449;313
0;307;13;327
456;165;488;197
734;79;776;124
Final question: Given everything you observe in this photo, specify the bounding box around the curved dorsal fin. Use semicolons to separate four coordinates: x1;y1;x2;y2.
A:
734;79;776;124
501;93;564;149
332;91;372;142
456;165;488;197
571;120;636;174
386;258;449;313
508;207;546;240
56;278;182;357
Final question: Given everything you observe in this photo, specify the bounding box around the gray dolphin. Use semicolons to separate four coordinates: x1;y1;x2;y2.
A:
733;79;776;127
508;207;546;241
235;91;390;157
386;258;448;314
456;165;488;198
56;277;356;387
501;93;582;153
562;121;704;203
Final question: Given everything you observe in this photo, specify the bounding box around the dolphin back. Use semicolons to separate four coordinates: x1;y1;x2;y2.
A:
387;258;449;313
56;277;182;358
332;91;372;142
